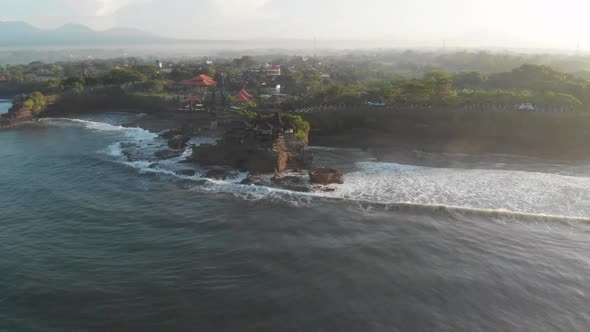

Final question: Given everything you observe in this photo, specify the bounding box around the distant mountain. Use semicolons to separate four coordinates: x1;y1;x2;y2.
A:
0;21;168;47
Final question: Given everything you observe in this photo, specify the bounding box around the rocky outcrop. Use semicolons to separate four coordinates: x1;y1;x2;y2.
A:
154;149;183;160
309;168;344;185
202;168;238;180
160;129;184;140
168;135;191;150
176;169;196;176
270;173;311;192
189;127;310;173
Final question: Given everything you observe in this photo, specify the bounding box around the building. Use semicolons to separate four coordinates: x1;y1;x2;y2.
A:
265;64;281;76
235;89;253;103
178;74;217;93
261;83;281;95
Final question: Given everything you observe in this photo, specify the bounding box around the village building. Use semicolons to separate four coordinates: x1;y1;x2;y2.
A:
235;89;253;103
177;74;217;109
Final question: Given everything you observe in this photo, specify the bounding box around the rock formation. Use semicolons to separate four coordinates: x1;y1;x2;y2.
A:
167;135;191;150
189;124;310;173
309;168;344;185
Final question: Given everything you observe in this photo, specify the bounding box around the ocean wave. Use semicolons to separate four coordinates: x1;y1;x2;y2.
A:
46;117;590;220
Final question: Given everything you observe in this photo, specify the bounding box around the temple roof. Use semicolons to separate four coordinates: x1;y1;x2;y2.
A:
236;89;253;102
179;74;217;86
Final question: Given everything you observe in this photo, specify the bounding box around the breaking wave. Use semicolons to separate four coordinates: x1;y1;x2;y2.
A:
45;117;590;221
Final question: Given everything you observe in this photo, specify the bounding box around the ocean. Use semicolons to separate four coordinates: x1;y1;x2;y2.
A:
1;112;590;331
0;99;11;115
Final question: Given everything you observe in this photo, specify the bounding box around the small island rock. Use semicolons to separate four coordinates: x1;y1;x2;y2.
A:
308;168;344;185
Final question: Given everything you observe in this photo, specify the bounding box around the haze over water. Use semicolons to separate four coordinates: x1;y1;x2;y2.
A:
2;113;590;331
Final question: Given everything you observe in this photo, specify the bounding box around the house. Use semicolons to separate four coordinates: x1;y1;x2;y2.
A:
265;64;281;76
235;89;253;103
178;75;217;89
178;75;217;100
261;83;281;95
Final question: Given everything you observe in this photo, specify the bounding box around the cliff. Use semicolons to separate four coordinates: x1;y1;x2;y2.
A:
189;125;310;173
0;92;49;128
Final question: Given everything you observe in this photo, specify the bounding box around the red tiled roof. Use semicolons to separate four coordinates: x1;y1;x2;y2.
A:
179;74;216;86
236;89;253;102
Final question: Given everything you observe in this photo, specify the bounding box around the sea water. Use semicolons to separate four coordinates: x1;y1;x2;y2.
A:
1;113;590;331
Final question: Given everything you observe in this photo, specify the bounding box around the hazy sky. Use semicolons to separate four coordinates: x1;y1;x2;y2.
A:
1;0;589;48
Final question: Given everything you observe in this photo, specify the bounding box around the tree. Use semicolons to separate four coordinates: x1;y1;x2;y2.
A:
101;69;147;85
424;69;453;103
44;79;64;93
234;56;256;69
452;70;486;89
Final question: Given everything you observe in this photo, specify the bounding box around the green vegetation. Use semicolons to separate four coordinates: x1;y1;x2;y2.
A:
11;91;47;113
239;110;310;143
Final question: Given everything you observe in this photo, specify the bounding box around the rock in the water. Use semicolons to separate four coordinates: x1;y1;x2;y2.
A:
154;149;183;160
202;168;236;180
270;173;310;192
317;186;336;193
160;129;183;140
168;135;191;150
309;168;344;185
176;169;196;176
240;174;264;185
123;150;143;161
189;128;309;174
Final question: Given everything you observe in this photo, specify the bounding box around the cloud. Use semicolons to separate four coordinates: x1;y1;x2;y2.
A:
59;0;150;17
212;0;269;17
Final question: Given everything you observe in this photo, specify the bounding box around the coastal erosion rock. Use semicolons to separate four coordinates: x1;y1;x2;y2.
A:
160;129;183;140
271;173;310;192
190;129;309;173
154;149;183;160
309;168;344;185
168;135;191;150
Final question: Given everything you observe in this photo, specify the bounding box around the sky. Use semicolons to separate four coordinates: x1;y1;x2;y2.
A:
1;0;589;49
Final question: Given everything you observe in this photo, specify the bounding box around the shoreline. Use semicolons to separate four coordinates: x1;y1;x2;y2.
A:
5;107;590;163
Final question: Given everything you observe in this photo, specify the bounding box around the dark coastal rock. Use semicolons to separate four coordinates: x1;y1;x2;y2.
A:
176;169;196;176
202;168;237;180
190;129;309;174
309;168;344;185
240;175;260;185
317;186;336;193
271;173;310;192
160;129;183;140
154;149;183;160
123;150;143;161
168;135;191;150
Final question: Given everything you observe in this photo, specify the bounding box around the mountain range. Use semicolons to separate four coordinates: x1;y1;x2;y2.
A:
0;22;167;47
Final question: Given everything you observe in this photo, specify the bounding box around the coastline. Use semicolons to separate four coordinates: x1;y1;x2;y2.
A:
5;98;590;163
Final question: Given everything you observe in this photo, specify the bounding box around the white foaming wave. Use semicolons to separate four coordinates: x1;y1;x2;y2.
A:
104;142;124;157
74;119;157;141
323;162;590;218
46;118;157;141
194;179;316;207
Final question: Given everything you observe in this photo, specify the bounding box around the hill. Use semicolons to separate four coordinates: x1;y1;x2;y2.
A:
0;21;166;47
